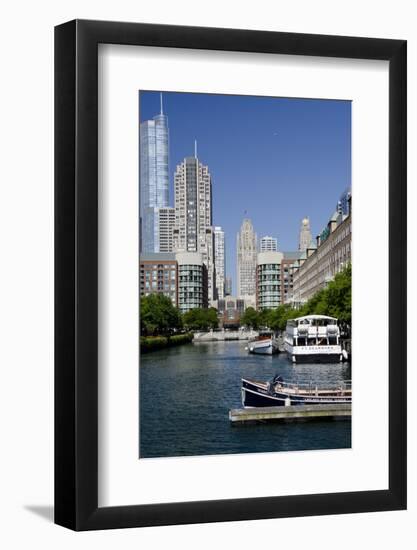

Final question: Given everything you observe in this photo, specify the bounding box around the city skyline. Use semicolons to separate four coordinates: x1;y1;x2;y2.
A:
139;91;351;294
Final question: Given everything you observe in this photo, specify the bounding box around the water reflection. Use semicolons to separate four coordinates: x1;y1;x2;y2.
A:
139;341;351;458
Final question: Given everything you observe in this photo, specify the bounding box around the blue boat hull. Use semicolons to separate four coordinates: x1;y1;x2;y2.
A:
242;379;351;408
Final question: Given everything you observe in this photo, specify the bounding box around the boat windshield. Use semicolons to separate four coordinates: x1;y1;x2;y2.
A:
297;317;337;327
314;319;336;326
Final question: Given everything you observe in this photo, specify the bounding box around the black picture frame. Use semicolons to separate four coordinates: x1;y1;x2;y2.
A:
55;19;407;531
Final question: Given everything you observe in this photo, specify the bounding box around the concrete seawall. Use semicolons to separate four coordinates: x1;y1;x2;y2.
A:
193;330;259;342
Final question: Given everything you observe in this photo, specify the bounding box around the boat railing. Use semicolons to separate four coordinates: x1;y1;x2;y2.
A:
248;334;271;343
273;379;352;391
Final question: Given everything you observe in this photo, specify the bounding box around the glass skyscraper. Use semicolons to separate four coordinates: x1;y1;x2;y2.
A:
140;95;169;253
337;188;352;217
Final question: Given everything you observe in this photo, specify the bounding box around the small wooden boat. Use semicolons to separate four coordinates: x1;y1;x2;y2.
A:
241;375;351;407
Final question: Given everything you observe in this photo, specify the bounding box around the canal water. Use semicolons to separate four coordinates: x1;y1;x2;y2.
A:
139;341;351;458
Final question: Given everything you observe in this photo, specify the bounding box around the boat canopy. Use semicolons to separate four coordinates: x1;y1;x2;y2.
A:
286;314;338;328
291;314;337;322
294;314;337;322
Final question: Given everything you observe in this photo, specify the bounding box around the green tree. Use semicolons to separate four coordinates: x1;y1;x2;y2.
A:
206;307;219;329
183;307;219;331
240;307;259;329
267;304;294;331
324;264;351;325
183;309;201;331
140;294;182;336
298;263;351;327
258;308;271;329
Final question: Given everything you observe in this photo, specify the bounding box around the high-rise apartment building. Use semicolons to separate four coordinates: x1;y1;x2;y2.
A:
256;251;283;310
156;207;175;252
214;226;225;299
172;154;216;303
139;251;210;312
139;253;178;306
281;252;303;304
237;218;257;307
176;252;208;313
298;216;312;251
255;250;302;309
260;235;278;252
139;95;169;253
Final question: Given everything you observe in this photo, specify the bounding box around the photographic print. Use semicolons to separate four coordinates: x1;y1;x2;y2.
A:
54;20;406;529
139;91;352;459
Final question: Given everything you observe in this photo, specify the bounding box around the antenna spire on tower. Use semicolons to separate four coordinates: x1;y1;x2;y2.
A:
160;92;163;115
194;139;198;159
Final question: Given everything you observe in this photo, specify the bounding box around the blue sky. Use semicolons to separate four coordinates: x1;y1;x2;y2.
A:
140;91;351;295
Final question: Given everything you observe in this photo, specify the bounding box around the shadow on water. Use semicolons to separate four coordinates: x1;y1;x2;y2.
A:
139;341;351;458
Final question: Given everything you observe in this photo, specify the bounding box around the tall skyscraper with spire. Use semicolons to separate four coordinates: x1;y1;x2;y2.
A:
299;217;312;251
237;218;257;306
140;93;169;252
172;147;216;303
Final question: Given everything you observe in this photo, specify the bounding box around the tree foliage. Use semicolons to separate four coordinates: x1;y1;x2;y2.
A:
182;307;219;331
299;263;351;326
140;294;183;336
267;304;294;331
240;307;260;329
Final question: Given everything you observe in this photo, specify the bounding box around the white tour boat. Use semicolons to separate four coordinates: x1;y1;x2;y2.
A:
284;314;343;363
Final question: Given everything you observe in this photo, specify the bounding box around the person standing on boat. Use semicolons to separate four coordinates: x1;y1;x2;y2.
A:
267;375;283;395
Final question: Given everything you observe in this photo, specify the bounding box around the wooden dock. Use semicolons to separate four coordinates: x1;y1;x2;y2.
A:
229;403;351;424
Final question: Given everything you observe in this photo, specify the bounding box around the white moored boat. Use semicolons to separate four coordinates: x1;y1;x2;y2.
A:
247;334;279;355
284;314;342;363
